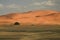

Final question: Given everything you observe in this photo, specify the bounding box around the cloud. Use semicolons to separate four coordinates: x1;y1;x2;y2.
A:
29;2;41;6
30;0;55;6
6;4;23;9
32;2;41;5
0;4;4;9
42;0;55;6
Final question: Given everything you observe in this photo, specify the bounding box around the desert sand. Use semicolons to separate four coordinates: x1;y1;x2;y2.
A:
0;10;60;25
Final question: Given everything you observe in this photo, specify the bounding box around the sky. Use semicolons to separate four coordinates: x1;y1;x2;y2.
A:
0;0;60;15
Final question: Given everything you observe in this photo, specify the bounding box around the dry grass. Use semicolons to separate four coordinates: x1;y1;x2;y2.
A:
0;25;60;40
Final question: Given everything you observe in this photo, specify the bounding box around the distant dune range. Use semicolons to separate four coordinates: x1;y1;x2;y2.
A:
0;10;60;25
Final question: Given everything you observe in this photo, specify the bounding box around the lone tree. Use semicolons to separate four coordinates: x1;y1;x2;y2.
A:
14;22;20;25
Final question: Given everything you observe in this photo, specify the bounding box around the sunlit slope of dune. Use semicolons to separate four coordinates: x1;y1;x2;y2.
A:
0;10;60;25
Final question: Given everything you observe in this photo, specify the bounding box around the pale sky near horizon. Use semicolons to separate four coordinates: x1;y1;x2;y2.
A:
0;0;60;15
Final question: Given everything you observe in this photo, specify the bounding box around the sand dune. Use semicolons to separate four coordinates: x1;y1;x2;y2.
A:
0;10;60;25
